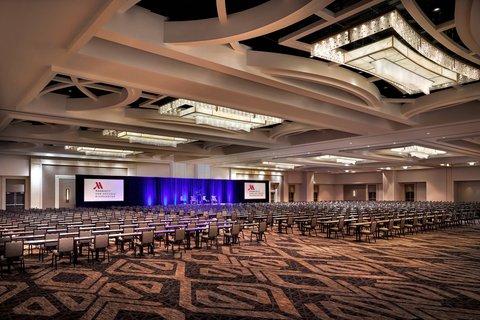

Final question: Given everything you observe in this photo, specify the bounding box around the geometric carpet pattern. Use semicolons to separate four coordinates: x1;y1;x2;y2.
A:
1;225;480;319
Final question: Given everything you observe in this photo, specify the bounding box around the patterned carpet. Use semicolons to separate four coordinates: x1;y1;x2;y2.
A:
1;225;480;320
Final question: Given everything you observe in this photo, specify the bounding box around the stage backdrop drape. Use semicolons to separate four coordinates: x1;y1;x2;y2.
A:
75;175;269;207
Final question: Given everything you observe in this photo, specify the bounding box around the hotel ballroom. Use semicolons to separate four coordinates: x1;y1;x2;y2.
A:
1;0;480;319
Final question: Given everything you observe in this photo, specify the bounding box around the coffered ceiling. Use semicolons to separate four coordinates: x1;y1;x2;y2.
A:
0;0;479;173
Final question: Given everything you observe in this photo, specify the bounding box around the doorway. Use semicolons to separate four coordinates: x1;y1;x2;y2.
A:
6;179;25;211
405;183;415;201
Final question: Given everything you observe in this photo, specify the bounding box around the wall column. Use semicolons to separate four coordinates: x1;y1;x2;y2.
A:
30;159;42;209
171;163;187;178
382;170;398;201
195;164;211;179
300;171;314;202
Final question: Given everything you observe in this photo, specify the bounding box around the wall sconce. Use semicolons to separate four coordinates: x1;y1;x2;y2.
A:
65;188;70;203
353;190;356;197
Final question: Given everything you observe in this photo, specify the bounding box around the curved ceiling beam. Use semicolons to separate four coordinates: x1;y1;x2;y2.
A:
455;0;480;56
402;0;480;65
246;50;382;108
268;122;318;140
12;122;71;135
66;87;142;111
164;0;332;45
402;82;480;118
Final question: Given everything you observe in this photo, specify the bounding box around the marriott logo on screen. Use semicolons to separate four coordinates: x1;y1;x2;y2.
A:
93;182;104;190
247;184;255;191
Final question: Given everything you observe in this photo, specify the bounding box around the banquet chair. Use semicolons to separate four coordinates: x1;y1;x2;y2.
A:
280;216;294;234
251;221;267;242
0;241;25;273
224;223;240;245
360;220;377;243
41;233;59;261
134;230;154;257
393;218;406;236
116;227;135;252
201;225;219;249
77;230;92;255
328;217;345;238
52;237;75;269
168;228;186;254
88;234;109;264
379;219;394;239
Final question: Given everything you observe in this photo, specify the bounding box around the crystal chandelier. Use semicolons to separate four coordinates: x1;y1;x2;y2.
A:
390;145;446;159
311;10;479;94
65;146;140;158
102;130;194;147
158;98;283;132
316;155;364;165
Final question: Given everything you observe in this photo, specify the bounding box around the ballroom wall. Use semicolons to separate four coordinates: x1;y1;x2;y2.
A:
2;155;480;209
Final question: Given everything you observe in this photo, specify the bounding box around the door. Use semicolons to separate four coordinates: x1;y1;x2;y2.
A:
6;179;25;211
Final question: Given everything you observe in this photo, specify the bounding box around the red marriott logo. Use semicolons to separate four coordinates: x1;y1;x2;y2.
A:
93;182;104;190
247;184;255;191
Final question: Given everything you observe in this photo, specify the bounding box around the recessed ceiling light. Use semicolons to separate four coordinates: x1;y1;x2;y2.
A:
349;142;353;145
433;7;440;12
344;169;350;173
402;166;410;169
468;161;476;166
426;132;430;135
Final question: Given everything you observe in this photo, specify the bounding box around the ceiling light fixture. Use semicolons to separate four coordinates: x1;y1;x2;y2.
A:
311;10;479;94
65;146;140;158
316;155;364;165
468;161;476;166
158;98;282;132
402;165;410;169
103;130;194;147
440;163;451;167
262;161;301;170
391;145;446;159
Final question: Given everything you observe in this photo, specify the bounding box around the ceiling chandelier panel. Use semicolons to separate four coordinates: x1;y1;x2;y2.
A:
65;146;141;158
158;98;283;132
316;155;365;166
262;161;301;169
390;145;446;159
311;10;479;95
103;130;195;147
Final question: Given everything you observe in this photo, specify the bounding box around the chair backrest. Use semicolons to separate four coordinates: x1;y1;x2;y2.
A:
338;217;345;229
142;231;154;244
370;220;377;232
58;237;74;252
388;219;394;229
46;233;59;240
231;223;240;236
155;225;165;231
287;216;294;225
79;230;91;238
34;229;46;236
5;241;23;258
187;222;196;229
124;227;134;234
259;221;267;232
94;234;108;249
310;217;317;228
400;218;405;228
209;225;218;237
175;228;185;241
